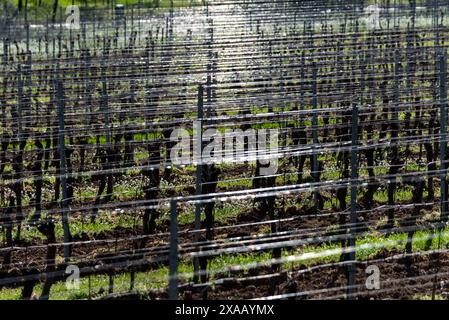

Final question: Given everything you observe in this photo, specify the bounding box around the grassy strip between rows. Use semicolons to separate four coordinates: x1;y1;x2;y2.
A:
1;227;449;300
12;0;200;9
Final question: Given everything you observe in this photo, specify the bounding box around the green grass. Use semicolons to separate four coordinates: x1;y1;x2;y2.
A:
3;0;203;22
160;201;246;226
0;266;172;300
413;294;446;300
12;0;201;10
3;226;449;300
14;211;136;242
217;178;252;190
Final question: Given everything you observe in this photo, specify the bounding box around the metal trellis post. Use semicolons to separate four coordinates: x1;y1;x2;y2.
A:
168;198;179;300
193;84;204;284
56;64;72;261
439;50;448;222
